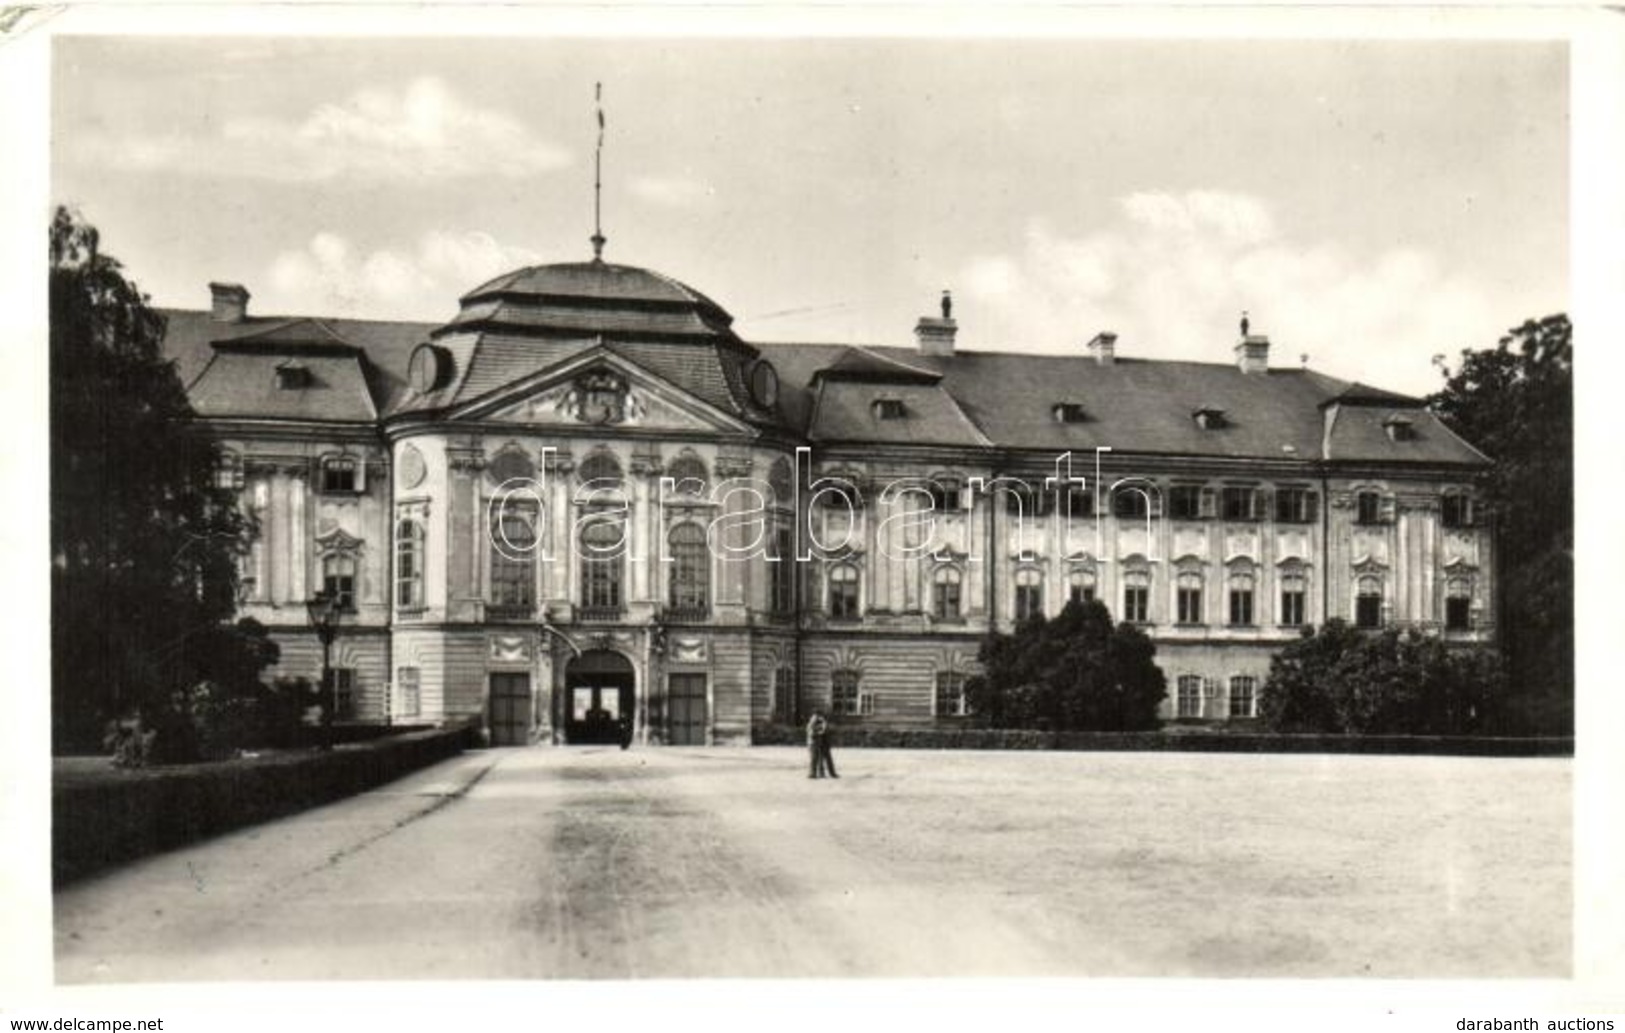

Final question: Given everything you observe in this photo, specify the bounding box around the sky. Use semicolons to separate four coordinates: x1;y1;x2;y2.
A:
51;35;1568;395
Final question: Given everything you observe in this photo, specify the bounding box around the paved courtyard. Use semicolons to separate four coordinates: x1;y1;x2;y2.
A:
54;746;1570;981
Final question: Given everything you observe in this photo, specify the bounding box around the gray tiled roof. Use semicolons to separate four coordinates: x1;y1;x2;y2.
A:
157;263;1486;468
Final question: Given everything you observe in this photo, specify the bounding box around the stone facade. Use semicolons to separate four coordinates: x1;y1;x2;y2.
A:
169;261;1494;744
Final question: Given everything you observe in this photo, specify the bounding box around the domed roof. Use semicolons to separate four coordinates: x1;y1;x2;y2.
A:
443;260;736;341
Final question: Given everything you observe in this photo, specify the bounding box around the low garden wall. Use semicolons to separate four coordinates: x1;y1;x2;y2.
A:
53;722;479;885
750;723;1573;757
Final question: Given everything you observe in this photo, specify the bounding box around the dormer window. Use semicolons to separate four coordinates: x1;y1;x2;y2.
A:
275;362;311;390
1383;413;1417;442
1193;404;1227;430
873;398;907;420
1052;402;1089;424
321;455;360;494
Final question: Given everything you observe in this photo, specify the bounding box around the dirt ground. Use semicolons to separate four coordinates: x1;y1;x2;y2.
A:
54;746;1570;981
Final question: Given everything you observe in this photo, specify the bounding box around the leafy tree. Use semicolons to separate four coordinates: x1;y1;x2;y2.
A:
966;600;1166;731
50;207;257;750
1428;314;1572;734
1260;620;1504;735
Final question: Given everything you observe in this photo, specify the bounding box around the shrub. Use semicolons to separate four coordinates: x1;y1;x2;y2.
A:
1260;620;1504;735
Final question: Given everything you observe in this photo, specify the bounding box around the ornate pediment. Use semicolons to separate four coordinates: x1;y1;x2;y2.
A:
314;528;364;555
463;353;750;435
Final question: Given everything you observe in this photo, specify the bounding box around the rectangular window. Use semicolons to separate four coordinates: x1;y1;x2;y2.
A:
1356;492;1383;525
1169;485;1203;520
1356;592;1383;629
935;672;969;717
1177;586;1203;624
1123;585;1149;623
1442;495;1474;529
1275;487;1317;524
323;555;356;612
1065;487;1095;519
1446;596;1471;631
1222;487;1258;521
771;528;795;616
397;666;420;718
930;482;963;513
831;669;866;716
1015;580;1044;621
1068;576;1096;605
1229;587;1255;626
829;566;860;620
322;457;358;493
1228;676;1257;719
773;665;796;722
1280;588;1306;628
1177;674;1204;718
326;668;356;721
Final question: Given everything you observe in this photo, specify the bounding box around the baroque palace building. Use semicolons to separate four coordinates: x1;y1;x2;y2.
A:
161;254;1494;746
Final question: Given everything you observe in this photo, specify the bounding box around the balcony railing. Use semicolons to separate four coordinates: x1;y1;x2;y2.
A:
577;605;625;622
485;602;535;621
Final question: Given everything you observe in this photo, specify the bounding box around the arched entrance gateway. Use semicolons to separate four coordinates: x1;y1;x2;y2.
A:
562;650;635;745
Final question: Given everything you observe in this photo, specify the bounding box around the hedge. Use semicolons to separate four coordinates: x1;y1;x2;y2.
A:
750;723;1573;757
53;722;479;885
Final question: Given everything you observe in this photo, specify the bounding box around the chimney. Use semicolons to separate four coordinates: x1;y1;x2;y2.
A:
1087;331;1117;366
1234;310;1268;373
1236;334;1270;374
210;282;251;324
914;289;957;357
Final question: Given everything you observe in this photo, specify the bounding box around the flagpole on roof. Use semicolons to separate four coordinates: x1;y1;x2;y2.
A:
591;82;607;262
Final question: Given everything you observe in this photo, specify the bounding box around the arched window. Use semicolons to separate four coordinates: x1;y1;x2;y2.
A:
1228;571;1256;626
489;505;536;617
322;553;356;611
1177;674;1204;718
1015;568;1044;621
828;564;860;620
1228;675;1258;718
1122;569;1150;623
1445;577;1473;631
933;566;963;620
1068;568;1096;605
666;455;708;496
667;523;710;616
395;519;425;610
1176;571;1204;624
579;516;625;617
1355;576;1383;628
579;451;623;488
1280;570;1308;627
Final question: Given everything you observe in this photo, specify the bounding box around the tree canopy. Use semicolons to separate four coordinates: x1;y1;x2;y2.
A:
966;600;1166;731
1427;313;1572;734
50;207;258;749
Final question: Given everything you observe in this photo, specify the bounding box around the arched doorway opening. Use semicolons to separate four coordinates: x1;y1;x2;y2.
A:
563;650;634;745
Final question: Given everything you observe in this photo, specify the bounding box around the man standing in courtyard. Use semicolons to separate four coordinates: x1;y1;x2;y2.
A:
807;711;838;779
806;711;828;778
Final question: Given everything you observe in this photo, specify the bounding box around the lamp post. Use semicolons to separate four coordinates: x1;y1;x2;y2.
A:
305;590;342;751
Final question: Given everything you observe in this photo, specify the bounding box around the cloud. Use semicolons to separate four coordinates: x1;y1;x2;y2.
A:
628;175;715;208
956;190;1494;393
267;230;543;319
74;77;571;182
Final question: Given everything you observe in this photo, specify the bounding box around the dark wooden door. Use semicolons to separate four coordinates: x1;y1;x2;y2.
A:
489;673;532;746
666;674;707;746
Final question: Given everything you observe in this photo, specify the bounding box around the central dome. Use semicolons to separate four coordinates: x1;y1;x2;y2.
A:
438;260;738;343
